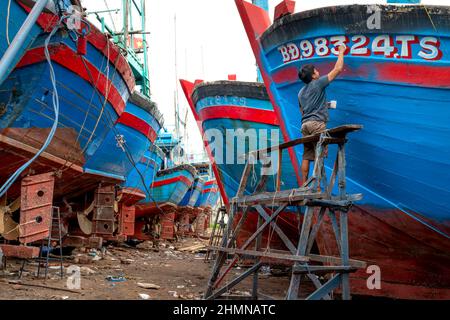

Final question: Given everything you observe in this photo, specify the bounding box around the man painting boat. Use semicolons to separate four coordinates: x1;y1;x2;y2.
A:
298;45;345;180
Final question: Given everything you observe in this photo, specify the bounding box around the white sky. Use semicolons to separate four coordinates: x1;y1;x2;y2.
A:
85;0;449;159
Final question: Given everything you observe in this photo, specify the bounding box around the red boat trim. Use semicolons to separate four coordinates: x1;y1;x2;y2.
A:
180;80;229;207
18;1;135;92
204;180;217;186
199;105;279;126
377;62;450;88
151;176;192;188
116;112;157;143
272;61;450;88
236;0;302;184
17;45;126;116
203;187;218;194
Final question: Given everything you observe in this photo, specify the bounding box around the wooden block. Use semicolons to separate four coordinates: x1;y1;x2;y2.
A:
0;245;40;258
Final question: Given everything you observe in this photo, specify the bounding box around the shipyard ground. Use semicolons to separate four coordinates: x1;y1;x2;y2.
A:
0;238;291;300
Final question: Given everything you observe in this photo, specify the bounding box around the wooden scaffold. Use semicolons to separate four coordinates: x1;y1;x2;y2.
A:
204;125;366;300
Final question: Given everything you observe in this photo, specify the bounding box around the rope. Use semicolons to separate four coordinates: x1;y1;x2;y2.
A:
0;17;65;198
421;4;449;58
75;37;165;215
422;5;437;33
6;0;11;45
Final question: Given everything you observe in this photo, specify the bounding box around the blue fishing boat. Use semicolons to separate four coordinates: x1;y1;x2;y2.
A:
236;0;450;299
0;4;134;186
179;176;205;209
0;3;137;246
133;163;196;241
196;179;220;210
85;91;163;181
136;164;197;217
128;130;195;240
124;144;165;205
180;79;301;248
0;0;57;85
184;80;298;202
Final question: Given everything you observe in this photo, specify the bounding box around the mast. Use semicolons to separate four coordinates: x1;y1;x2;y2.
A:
89;0;151;97
122;0;130;50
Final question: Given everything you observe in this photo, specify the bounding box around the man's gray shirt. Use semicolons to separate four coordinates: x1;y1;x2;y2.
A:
298;75;330;124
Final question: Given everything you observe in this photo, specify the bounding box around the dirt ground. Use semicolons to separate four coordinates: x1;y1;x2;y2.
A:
0;237;292;300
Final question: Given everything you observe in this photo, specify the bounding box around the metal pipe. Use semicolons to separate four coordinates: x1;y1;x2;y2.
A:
0;0;50;85
123;0;130;49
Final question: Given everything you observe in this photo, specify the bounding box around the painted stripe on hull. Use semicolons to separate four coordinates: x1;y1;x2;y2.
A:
151;176;192;188
179;80;229;206
271;61;450;89
198;105;279;126
19;1;135;92
116;112;157;142
17;45;126;116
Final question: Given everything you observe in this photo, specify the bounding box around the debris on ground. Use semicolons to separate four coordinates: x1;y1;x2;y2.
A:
105;276;126;282
80;267;96;275
0;238;289;300
137;282;160;290
120;259;134;265
139;293;150;300
136;241;154;250
177;243;206;252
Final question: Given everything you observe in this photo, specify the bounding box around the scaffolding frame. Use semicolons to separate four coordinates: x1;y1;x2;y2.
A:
204;124;365;300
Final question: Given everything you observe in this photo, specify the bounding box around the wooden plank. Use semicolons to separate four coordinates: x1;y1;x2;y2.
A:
247;125;362;157
236;203;288;252
254;205;297;254
326;152;340;196
340;211;350;300
234;246;366;268
306;274;341;300
306;207;326;255
252;213;263;299
327;210;342;253
237;160;253;197
293;265;357;275
234;189;321;205
206;262;262;300
308;253;366;269
276;149;283;191
287;206;315;299
209;246;310;263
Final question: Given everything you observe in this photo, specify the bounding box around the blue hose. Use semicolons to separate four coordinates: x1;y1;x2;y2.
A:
0;22;62;198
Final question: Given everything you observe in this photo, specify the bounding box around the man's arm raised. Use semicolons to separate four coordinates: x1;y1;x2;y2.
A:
327;45;346;83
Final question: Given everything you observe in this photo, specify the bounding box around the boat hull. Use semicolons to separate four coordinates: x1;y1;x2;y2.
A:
87;91;162;180
135;164;196;218
190;81;299;203
236;1;450;298
0;0;43;85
